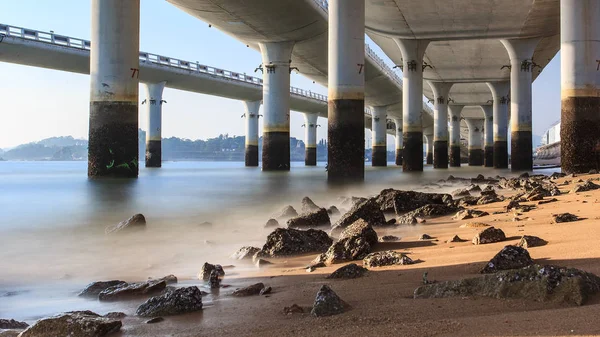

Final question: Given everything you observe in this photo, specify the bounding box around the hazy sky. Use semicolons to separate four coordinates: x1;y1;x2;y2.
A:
0;0;560;149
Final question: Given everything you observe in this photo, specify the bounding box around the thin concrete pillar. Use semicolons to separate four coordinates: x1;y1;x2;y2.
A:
143;81;166;168
89;0;140;177
327;0;365;183
465;118;484;166
481;105;494;167
394;39;430;171
428;81;453;169
258;41;294;171
393;118;403;166
303;113;318;166
371;106;387;166
424;133;434;165
448;105;464;167
243;100;261;167
487;81;510;168
560;0;600;173
501;38;540;171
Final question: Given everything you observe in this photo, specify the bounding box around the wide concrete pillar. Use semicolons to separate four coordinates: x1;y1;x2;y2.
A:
501;38;540;171
424;133;433;165
371;106;387;166
303;113;318;166
560;0;600;173
89;0;140;177
465;118;484;166
259;41;294;171
481;105;494;167
243;100;261;167
394;39;430;171
327;0;365;183
487;81;510;168
143;81;166;168
428;81;453;169
448;105;464;167
393;118;403;166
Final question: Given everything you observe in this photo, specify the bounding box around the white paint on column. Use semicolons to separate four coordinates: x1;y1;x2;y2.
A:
143;81;166;142
304;113;319;148
243;100;261;147
394;118;403;150
371;106;387;147
487;81;510;142
428;81;453;142
465;119;484;150
448;105;464;147
259;42;294;133
480;105;493;148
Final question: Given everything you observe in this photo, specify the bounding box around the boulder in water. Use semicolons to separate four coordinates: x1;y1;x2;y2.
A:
480;245;534;273
265;219;279;228
98;280;166;301
327;206;341;216
287;208;331;229
198;263;225;281
274;205;298;220
18;311;122;337
301;196;321;213
258;228;332;257
78;280;127;297
105;213;146;234
311;285;347;317
136;286;203;317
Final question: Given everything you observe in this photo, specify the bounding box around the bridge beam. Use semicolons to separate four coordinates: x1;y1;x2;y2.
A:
88;0;140;177
243;100;261;167
448;105;464;167
371;106;387;167
501;38;540;171
394;118;403;166
424;129;433;165
560;0;600;173
465;118;484;166
143;81;166;168
303;113;318;166
327;0;365;183
429;81;453;169
481;105;494;167
487;81;510;169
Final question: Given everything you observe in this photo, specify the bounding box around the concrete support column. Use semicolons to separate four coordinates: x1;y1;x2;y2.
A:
259;41;294;171
394;118;403;166
560;0;600;173
303;113;318;166
501;38;541;171
448;105;464;167
465;118;484;166
428;82;453;169
327;0;365;183
89;0;140;177
481;105;494;167
143;81;166;168
394;39;430;171
487;81;510;168
243;100;261;167
424;133;434;165
371;106;387;166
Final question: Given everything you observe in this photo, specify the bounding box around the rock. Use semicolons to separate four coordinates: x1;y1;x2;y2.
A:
231;246;261;260
327;263;368;279
385;218;397;226
301;196;321;213
452;209;489;220
363;251;414;268
519;172;530;178
136;286;203;317
480;245;534;273
472;227;506;245
198;263;225;281
153;275;178;285
265;219;279;228
517;235;547;248
419;234;433;240
283;304;304;315
146;317;164;324
287;208;331;229
311;285;347;317
0;331;21;337
414;264;600;306
103;312;126;319
199;221;213;227
460;222;490;228
323;236;372;265
18;311;121;337
379;235;400;242
0;319;28;329
570;180;600;193
538;198;558;205
468;184;482;193
333;198;386;230
550;172;566;179
208;270;221;289
327;206;340;216
338;219;378;246
505;200;520;212
447;235;466;243
376;189;452;214
452;189;471;198
255;259;273;268
306;255;326;272
553;213;580;223
457;196;480;207
98;280;166;301
232;283;265;297
476;194;502;205
589;169;598;174
396;214;420;225
274;205;298;220
258;228;332;257
78;280;127;297
474;174;486;180
105;213;146;234
413;204;458;217
260;287;272;295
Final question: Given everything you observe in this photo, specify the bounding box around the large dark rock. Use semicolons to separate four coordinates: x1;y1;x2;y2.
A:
399;204;458;222
274;205;298;220
327;263;368;279
311;285;347;317
363;251;414;268
78;280;127;297
481;245;534;273
472;227;506;245
232;283;266;297
98;280;166;301
136;286;203;317
208;270;221;289
258;228;332;257
554;213;580;223
375;189;452;214
18;311;122;337
457;196;480;207
323;236;372;265
301;197;321;214
414;264;600;306
0;319;28;329
287;208;331;229
231;246;261;260
338;219;378;246
451;189;471;198
105;213;146;234
333;198;386;230
198;263;225;281
517;235;547;248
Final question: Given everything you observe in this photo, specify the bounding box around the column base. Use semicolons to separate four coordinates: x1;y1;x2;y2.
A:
395;149;403;166
88;101;139;178
145;140;161;168
484;146;494;167
403;132;423;171
493;141;508;169
262;132;290;171
468;149;484;166
561;97;600;173
305;147;317;166
511;131;532;171
433;141;448;169
245;145;259;167
450;145;461;167
327;99;365;183
426;152;433;165
372;145;387;167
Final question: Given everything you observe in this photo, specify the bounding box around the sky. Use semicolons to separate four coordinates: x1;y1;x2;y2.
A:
0;0;561;149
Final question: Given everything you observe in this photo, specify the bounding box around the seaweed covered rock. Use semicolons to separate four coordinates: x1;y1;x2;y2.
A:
363;251;414;268
18;311;122;337
333;198;386;230
136;286;203;317
258;228;332;257
480;245;534;273
287;208;331;229
327;263;368;279
472;227;506;245
311;285;347;317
